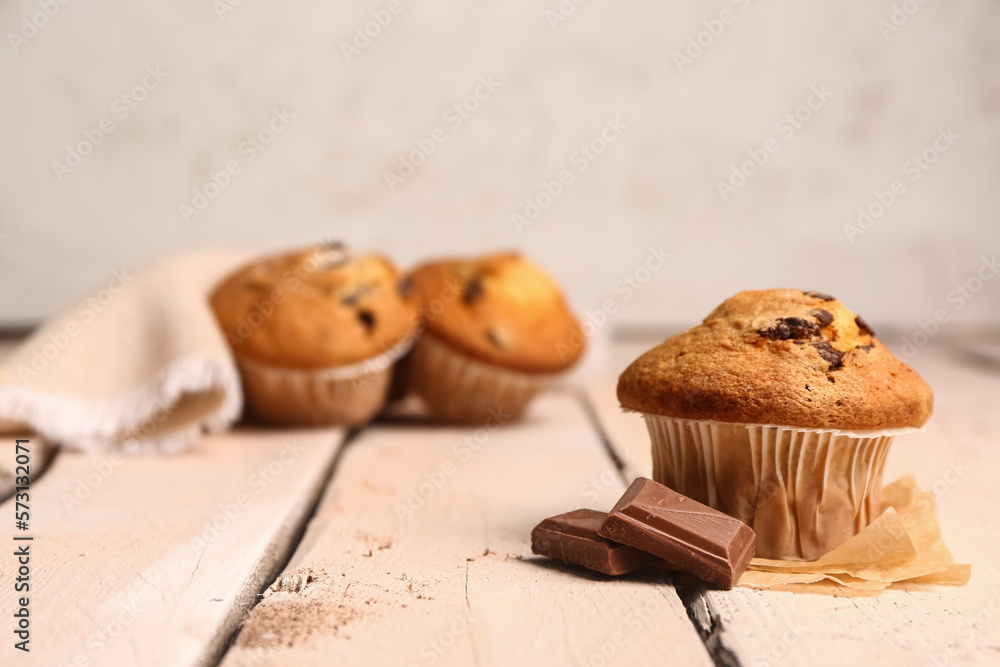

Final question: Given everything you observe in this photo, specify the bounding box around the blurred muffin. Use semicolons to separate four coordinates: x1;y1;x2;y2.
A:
211;243;419;426
617;289;933;560
407;252;585;423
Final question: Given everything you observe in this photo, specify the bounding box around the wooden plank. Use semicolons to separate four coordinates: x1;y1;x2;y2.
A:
588;343;1000;666
0;428;344;667
222;392;712;667
0;435;56;502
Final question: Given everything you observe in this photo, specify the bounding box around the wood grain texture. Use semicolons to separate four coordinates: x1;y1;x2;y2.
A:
588;344;1000;666
222;392;712;667
0;428;343;667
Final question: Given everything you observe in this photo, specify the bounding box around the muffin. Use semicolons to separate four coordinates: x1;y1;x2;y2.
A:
210;243;420;426
617;289;934;560
407;252;585;423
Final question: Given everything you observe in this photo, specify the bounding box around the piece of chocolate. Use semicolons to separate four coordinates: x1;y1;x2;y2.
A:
810;308;834;327
531;509;661;576
598;478;755;589
811;341;845;370
758;317;820;341
855;315;875;337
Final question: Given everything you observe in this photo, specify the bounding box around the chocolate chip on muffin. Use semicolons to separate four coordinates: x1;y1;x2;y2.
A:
810;309;834;327
811;341;845;370
463;276;485;304
758;317;820;341
855;315;875;337
406;252;585;422
210;245;420;426
617;288;934;560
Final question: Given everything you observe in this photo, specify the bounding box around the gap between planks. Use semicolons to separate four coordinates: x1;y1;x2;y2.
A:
0;427;345;667
585;343;1000;667
219;391;714;667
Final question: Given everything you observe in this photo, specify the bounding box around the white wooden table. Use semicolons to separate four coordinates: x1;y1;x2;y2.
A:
3;337;1000;667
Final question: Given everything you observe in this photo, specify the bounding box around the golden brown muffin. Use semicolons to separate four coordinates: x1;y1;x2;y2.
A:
618;289;933;430
211;244;419;369
408;252;585;374
209;244;420;426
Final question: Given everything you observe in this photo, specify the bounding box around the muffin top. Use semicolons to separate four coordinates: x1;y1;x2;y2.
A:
210;244;419;368
617;289;933;430
408;252;585;374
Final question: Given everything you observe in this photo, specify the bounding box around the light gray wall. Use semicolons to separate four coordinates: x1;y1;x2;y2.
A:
1;0;998;339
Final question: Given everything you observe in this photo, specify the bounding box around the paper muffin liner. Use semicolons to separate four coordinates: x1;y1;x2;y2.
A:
642;413;918;561
408;332;548;423
236;334;417;427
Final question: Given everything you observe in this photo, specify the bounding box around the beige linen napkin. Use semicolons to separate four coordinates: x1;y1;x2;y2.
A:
0;249;255;453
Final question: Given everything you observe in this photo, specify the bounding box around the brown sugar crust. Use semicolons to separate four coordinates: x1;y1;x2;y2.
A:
617;289;934;429
210;244;419;368
407;252;585;374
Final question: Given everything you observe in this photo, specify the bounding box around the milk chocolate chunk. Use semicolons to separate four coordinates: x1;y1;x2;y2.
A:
531;509;661;576
598;478;755;589
804;290;835;301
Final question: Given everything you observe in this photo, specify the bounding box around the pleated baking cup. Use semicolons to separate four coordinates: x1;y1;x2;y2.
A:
408;332;549;424
642;413;919;561
236;334;417;427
